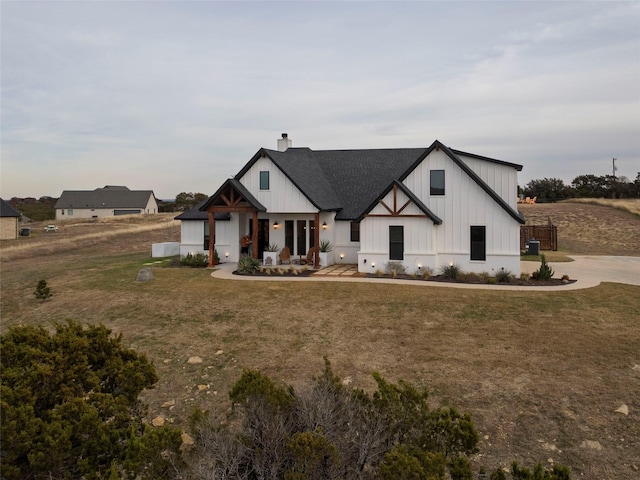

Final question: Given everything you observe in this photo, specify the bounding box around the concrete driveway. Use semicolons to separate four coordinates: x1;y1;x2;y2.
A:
539;255;640;288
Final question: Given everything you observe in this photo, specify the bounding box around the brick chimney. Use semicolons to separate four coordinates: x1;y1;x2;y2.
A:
277;133;292;152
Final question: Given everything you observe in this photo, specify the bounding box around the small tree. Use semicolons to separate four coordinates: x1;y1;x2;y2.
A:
535;254;554;280
33;279;52;301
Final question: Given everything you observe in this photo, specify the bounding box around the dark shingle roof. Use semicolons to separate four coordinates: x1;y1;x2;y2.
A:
174;198;231;221
199;178;266;213
0;198;21;217
55;186;155;209
233;141;524;223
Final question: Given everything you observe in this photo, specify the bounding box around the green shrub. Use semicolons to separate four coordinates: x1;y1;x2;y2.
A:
495;268;512;283
440;263;462;280
185;360;572;480
237;255;260;274
265;242;279;252
319;240;333;252
33;279;52;301
180;252;209;267
535;254;554;280
0;321;182;480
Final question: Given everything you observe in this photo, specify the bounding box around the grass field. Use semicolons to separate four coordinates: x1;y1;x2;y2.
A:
1;204;639;479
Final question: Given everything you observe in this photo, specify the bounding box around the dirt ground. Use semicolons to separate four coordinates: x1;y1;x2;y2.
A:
1;205;639;479
518;202;640;256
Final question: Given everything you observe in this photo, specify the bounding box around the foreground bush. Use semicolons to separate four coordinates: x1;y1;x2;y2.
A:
0;321;183;479
180;252;210;267
186;359;572;479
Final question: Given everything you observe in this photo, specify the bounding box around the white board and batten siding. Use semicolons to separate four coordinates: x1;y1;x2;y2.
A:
358;186;438;274
456;153;520;210
240;156;317;214
358;149;521;275
179;217;236;260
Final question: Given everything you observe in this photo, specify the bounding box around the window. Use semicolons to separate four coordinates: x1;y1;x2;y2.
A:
285;220;294;252
389;226;404;260
430;170;445;195
350;222;360;242
203;221;211;250
470;226;486;261
296;220;306;255
67;209;73;216
259;171;270;190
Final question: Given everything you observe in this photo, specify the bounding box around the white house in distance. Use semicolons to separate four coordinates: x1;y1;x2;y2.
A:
55;186;158;220
177;134;525;275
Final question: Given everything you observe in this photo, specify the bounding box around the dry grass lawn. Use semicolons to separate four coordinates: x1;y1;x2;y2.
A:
1;205;639;479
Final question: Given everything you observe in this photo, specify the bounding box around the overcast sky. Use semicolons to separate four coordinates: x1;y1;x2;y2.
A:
2;1;639;200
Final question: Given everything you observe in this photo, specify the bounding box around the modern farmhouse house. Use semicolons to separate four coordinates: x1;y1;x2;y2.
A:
55;186;158;220
177;134;525;275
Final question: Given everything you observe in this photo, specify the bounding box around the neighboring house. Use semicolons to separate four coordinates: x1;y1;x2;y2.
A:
55;186;158;220
0;198;21;240
178;134;525;275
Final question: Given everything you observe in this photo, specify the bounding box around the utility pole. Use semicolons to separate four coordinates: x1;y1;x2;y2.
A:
612;158;617;199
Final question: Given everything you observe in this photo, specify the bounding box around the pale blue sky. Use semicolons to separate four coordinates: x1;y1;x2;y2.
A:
2;1;639;199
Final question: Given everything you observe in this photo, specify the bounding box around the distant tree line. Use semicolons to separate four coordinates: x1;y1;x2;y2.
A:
7;196;57;221
521;173;640;202
159;192;208;212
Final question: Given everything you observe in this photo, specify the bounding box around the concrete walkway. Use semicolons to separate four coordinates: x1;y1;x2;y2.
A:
211;256;640;291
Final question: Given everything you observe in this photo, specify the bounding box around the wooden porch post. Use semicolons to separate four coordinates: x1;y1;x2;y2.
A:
208;211;215;267
314;212;320;269
252;212;259;260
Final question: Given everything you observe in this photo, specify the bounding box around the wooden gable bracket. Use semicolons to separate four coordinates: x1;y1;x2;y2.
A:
204;183;262;267
370;184;426;218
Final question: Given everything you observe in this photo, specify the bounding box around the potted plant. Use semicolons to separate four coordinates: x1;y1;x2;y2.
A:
318;240;333;267
263;243;279;266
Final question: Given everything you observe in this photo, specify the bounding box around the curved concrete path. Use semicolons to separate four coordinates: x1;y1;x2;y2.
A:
211;256;640;291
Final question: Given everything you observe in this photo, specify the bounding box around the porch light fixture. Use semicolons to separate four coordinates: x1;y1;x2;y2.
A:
225;252;229;258
417;264;422;270
322;222;327;229
340;253;344;260
371;262;376;268
273;221;279;229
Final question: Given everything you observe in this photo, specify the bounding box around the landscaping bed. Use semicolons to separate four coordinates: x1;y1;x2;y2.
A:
366;273;576;286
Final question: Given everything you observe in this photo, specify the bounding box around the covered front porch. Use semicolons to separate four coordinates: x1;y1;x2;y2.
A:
200;179;323;268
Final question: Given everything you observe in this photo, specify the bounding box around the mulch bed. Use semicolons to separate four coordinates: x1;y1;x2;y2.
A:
230;269;576;286
233;269;316;277
366;274;577;287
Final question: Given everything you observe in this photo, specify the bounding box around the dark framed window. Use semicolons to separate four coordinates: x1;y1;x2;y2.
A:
296;220;306;255
350;222;360;242
259;171;270;190
203;221;213;250
389;226;404;260
430;170;445;195
470;226;486;261
285;220;294;252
